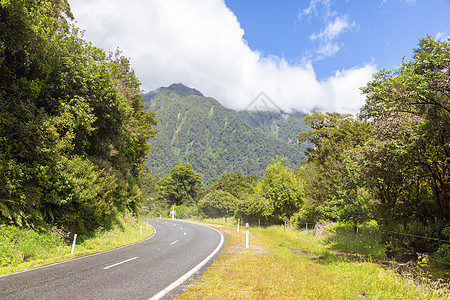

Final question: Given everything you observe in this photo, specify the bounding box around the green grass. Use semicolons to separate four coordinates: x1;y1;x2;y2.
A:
321;221;387;259
178;219;449;299
0;215;153;276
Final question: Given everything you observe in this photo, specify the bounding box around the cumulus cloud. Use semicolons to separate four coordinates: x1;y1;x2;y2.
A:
309;15;356;57
69;0;375;114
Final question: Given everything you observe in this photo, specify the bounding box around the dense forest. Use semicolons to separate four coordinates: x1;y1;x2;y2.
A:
141;83;308;186
0;0;156;236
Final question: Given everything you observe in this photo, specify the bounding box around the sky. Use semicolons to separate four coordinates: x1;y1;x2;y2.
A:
69;0;449;114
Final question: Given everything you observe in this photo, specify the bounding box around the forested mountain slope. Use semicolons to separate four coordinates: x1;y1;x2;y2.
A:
142;84;308;186
238;110;311;149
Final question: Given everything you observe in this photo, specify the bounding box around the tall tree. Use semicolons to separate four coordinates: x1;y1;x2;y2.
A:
0;0;157;234
157;163;204;206
296;112;372;222
360;37;449;224
258;159;305;222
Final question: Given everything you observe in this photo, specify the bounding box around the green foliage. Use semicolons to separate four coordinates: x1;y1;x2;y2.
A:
259;158;305;222
0;0;157;234
323;221;386;259
157;163;204;206
434;244;450;268
236;159;304;224
172;204;199;219
238;110;311;151
198;190;238;219
296;112;372;223
207;172;257;199
235;193;268;224
359;37;449;226
0;226;64;266
142;84;307;187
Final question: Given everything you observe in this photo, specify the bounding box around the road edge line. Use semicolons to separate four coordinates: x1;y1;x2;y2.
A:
148;223;225;300
0;221;156;278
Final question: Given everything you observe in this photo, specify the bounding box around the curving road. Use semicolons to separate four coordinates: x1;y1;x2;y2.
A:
0;219;225;300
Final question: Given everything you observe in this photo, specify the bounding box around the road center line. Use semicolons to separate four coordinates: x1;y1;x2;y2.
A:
103;257;138;270
170;240;179;245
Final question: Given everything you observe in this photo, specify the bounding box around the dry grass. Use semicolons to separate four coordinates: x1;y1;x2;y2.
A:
178;222;448;299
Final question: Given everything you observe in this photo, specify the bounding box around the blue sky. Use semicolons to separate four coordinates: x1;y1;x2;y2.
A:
69;0;449;113
225;0;449;79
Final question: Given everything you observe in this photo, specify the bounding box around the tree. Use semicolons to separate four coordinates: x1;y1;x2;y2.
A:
0;0;157;234
296;113;372;222
157;163;204;206
198;190;238;220
258;159;305;222
359;37;449;224
207;172;257;199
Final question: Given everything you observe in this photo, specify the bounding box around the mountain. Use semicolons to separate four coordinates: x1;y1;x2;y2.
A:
142;83;309;186
237;110;310;149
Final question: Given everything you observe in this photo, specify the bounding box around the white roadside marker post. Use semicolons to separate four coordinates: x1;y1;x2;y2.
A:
171;206;176;220
71;234;77;254
245;223;249;249
237;219;240;233
140;225;143;235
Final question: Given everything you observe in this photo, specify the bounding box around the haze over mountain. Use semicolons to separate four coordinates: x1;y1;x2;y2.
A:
142;83;310;186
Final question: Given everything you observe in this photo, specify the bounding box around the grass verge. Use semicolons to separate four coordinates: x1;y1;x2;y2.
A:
178;219;449;299
0;215;153;276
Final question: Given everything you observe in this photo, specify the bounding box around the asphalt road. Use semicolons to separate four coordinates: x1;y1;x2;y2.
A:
0;219;225;300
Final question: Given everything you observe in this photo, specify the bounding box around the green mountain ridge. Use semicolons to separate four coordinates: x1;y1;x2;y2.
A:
142;83;309;186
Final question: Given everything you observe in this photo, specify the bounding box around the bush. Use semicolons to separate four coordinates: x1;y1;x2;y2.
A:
433;227;450;268
0;226;65;266
174;205;199;219
198;190;237;219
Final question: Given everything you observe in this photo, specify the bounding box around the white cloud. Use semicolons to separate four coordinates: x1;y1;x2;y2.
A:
436;31;449;41
299;1;357;59
298;0;332;21
69;0;375;114
309;15;356;58
310;16;356;41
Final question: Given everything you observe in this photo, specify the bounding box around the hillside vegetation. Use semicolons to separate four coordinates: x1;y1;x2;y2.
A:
145;37;450;276
0;0;156;236
142;83;308;186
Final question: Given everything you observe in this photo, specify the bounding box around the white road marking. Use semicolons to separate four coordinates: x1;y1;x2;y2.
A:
149;224;225;300
0;224;156;279
184;232;186;236
103;256;138;270
170;240;179;245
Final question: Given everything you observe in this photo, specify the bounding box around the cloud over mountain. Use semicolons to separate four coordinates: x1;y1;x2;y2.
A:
70;0;376;114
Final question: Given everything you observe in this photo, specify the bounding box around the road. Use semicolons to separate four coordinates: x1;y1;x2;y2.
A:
0;219;225;300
